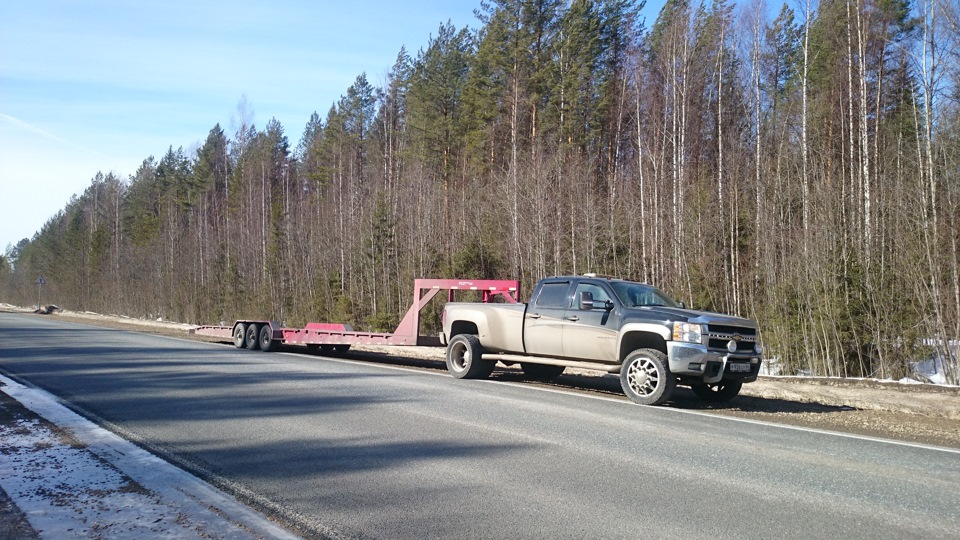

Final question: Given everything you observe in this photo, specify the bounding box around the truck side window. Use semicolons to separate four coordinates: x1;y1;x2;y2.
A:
535;283;569;308
575;283;611;306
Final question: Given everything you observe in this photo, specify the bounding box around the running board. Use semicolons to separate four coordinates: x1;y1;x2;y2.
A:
481;353;621;374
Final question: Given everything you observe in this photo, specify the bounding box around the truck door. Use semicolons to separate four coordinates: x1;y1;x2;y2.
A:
562;281;619;362
523;280;571;357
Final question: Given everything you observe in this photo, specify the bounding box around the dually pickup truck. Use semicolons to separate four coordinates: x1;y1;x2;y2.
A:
440;275;763;405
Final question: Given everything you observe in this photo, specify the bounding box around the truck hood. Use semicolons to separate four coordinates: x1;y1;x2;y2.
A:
633;306;757;328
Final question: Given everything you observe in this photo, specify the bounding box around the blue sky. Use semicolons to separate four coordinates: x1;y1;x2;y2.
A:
1;0;664;253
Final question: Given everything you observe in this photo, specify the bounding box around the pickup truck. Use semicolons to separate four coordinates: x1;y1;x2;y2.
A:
440;275;762;405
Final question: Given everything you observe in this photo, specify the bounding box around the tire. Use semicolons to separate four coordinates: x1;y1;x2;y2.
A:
619;348;676;405
521;363;565;381
306;344;321;351
690;380;742;402
245;323;261;350
259;325;279;352
233;323;248;349
445;334;495;380
333;345;350;353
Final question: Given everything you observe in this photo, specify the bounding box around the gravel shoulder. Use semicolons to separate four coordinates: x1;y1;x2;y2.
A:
4;305;959;450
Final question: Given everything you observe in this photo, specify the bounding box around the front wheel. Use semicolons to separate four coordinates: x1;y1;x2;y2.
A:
690;380;742;402
619;348;675;406
445;334;495;379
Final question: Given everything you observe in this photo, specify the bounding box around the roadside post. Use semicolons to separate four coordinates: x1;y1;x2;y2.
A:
35;275;45;311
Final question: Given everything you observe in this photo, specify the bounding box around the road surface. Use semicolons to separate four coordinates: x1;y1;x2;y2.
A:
1;313;958;539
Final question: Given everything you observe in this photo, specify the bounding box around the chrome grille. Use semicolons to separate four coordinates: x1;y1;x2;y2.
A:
705;324;756;352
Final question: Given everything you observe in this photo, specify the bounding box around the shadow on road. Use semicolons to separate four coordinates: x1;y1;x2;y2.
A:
291;346;856;416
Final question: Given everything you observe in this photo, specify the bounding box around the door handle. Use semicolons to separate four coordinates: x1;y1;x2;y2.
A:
528;314;541;319
565;316;579;321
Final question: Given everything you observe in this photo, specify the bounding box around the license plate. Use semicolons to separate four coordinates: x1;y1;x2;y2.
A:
729;362;751;372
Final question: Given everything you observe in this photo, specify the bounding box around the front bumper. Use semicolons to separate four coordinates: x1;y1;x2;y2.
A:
667;342;761;384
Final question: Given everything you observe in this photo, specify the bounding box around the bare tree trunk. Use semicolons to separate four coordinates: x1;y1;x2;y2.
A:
751;0;763;295
855;0;872;263
511;62;521;278
802;0;812;257
635;71;649;281
844;0;858;271
338;151;346;292
716;21;729;310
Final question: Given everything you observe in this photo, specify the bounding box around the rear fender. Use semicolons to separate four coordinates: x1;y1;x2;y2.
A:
443;304;525;353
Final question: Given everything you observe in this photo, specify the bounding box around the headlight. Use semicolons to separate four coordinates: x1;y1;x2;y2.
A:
672;322;702;344
755;343;763;355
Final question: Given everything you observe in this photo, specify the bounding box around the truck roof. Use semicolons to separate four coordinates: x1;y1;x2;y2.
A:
545;274;651;286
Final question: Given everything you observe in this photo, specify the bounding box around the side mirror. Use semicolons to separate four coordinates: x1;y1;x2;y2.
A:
679;301;686;309
580;291;614;311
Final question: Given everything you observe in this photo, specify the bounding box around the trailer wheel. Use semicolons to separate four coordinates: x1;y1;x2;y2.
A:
445;334;495;379
521;363;565;381
259;325;279;352
245;323;261;350
233;323;248;349
333;345;350;353
619;348;675;406
690;380;742;402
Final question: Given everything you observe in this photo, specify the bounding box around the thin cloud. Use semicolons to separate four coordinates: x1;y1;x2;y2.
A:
0;113;90;152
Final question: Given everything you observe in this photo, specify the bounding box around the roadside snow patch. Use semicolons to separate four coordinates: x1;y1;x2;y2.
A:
0;375;300;539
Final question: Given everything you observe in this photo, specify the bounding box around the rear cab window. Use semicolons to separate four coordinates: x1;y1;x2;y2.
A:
534;282;571;308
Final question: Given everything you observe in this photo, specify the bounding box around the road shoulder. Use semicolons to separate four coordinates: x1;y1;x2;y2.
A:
0;375;300;539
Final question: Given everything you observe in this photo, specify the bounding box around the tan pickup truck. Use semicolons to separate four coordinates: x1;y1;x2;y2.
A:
441;275;762;405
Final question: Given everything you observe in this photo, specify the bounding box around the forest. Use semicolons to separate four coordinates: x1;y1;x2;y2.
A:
1;0;958;383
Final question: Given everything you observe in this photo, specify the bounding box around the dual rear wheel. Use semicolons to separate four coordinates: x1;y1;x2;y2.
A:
445;334;496;379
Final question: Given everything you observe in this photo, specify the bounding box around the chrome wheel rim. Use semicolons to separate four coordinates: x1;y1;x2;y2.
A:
627;357;659;396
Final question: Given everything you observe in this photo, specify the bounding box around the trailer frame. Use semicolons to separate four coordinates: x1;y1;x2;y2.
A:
193;278;520;351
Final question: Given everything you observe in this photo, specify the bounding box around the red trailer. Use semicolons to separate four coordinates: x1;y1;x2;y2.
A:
193;278;520;353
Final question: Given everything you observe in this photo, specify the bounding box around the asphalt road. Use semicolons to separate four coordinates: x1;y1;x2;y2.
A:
1;313;959;539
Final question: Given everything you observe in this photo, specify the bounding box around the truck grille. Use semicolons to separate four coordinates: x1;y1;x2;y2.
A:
705;324;757;353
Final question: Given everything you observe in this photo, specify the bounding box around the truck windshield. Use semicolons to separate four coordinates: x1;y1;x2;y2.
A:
610;282;682;308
